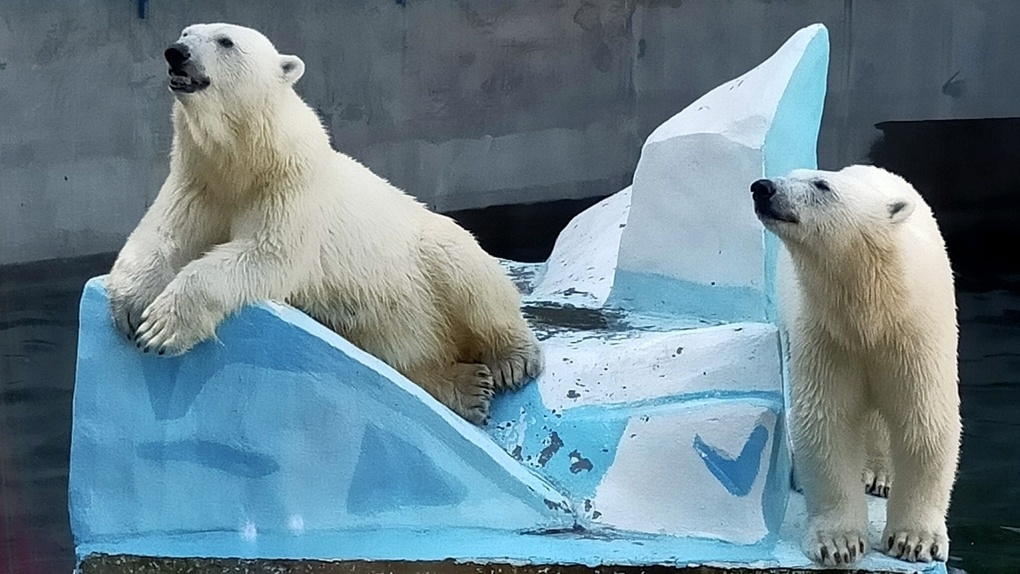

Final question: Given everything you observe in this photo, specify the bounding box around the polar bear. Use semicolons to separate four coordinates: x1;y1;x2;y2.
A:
105;23;543;425
751;165;961;565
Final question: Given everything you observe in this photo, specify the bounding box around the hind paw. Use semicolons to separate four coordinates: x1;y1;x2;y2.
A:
448;363;495;425
863;468;892;498
490;335;544;390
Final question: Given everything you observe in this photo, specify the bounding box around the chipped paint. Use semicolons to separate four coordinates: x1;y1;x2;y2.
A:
537;432;564;467
568;451;593;474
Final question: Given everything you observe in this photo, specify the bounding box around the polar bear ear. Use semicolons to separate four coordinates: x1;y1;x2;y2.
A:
887;199;914;224
280;55;305;85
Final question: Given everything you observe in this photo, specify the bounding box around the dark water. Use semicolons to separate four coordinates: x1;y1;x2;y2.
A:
0;253;1018;573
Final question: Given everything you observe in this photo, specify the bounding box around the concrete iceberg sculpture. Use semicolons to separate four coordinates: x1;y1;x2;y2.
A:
69;22;944;574
485;21;831;549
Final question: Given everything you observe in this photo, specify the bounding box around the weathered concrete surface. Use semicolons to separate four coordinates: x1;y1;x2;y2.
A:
4;0;1020;264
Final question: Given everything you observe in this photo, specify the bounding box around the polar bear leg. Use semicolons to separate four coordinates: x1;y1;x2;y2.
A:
107;183;223;338
790;346;869;566
135;235;302;355
410;363;496;425
876;366;959;563
863;409;893;498
421;224;544;390
457;265;543;391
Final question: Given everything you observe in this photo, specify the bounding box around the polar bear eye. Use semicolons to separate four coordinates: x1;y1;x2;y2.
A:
812;179;831;192
216;36;234;49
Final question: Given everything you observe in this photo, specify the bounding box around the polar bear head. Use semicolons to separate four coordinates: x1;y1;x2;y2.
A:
750;165;919;250
163;23;304;104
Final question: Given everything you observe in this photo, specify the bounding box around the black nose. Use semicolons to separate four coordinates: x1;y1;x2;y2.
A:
164;43;191;67
751;179;776;201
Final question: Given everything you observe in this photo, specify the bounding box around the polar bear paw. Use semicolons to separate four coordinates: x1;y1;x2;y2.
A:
134;289;218;356
490;336;543;391
106;276;162;340
804;524;867;567
447;363;496;425
109;290;150;340
884;526;949;563
863;468;892;498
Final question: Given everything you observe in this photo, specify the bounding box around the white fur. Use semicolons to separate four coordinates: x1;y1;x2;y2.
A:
106;23;543;424
759;165;960;566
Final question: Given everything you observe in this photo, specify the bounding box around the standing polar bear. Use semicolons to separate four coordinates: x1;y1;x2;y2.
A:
751;165;960;565
105;23;543;425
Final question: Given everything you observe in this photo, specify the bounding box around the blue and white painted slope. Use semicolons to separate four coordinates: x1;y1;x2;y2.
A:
70;278;573;552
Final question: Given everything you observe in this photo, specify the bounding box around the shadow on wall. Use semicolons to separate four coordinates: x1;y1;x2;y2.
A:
868;118;1020;280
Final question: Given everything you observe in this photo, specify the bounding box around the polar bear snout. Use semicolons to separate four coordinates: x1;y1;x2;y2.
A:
751;178;800;225
751;178;776;201
165;43;191;68
165;41;210;95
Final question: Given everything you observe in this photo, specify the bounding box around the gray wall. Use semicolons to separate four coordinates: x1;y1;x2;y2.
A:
2;0;1020;265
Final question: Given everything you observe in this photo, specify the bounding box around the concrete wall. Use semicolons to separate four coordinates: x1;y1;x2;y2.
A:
3;0;1020;265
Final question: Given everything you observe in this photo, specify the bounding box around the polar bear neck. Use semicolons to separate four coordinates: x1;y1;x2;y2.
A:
789;235;912;347
170;90;331;200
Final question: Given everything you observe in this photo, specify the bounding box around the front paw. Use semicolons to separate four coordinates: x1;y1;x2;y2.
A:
803;522;867;566
883;526;949;563
134;290;217;356
109;293;147;339
106;271;168;340
106;280;154;339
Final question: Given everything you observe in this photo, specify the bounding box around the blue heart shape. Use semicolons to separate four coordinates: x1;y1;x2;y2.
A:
693;424;769;497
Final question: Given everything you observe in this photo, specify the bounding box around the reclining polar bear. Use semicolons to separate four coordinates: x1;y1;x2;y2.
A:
105;23;543;425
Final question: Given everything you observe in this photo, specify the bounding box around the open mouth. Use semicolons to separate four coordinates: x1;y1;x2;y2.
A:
754;202;799;224
167;68;210;94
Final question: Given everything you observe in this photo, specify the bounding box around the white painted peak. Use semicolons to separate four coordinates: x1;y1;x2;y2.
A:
644;23;827;150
